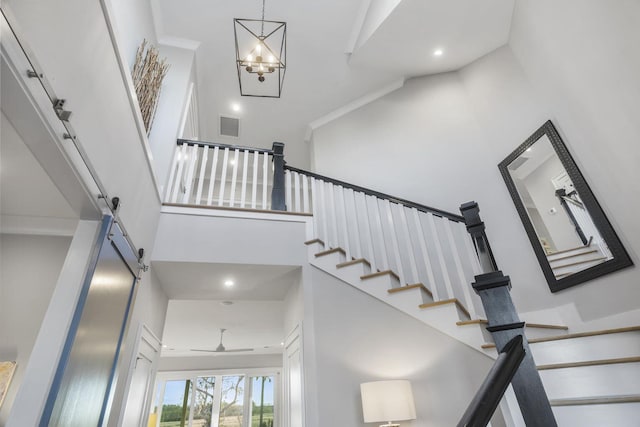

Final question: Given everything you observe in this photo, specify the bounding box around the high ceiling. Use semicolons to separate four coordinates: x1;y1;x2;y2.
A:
153;262;300;357
152;0;515;167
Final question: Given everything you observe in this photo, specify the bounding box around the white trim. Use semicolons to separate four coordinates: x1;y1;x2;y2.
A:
160;205;313;224
305;79;405;141
345;0;372;54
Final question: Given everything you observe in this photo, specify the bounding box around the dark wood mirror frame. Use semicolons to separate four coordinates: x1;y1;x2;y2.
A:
498;120;633;292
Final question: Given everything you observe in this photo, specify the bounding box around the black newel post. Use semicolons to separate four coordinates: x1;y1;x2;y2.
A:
271;142;286;211
460;201;557;427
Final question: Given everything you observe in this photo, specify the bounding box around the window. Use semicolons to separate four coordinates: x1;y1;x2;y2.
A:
152;369;279;427
250;376;275;427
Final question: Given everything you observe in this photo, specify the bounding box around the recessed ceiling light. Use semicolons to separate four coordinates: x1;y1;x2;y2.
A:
231;103;241;112
280;342;284;346
162;344;167;348
224;279;235;287
526;147;532;152
433;49;444;57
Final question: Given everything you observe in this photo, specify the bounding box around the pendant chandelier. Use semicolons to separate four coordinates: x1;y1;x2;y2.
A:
234;0;287;98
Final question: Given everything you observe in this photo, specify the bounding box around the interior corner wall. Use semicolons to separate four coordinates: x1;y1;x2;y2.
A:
0;234;72;426
3;0;162;251
311;71;495;214
312;5;640;327
148;45;197;195
307;267;497;427
107;0;158;67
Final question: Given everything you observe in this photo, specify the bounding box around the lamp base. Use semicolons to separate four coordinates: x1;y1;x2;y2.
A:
379;423;400;427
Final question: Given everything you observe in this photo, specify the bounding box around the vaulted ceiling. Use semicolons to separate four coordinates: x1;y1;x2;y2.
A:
152;0;515;166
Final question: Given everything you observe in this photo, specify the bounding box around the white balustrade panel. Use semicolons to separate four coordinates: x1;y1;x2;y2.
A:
165;144;275;209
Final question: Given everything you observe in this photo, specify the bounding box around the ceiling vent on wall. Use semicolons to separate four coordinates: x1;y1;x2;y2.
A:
219;115;240;138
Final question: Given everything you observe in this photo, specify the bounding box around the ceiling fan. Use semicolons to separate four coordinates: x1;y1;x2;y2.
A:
191;328;254;353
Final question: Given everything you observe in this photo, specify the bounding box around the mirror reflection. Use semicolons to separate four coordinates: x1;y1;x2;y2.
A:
506;134;612;279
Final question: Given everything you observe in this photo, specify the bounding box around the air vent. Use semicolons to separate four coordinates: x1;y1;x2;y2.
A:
220;115;240;138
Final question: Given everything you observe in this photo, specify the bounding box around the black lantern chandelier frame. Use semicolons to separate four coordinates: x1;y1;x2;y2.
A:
234;0;287;98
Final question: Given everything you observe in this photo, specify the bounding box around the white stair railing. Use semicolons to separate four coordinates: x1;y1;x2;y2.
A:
165;140;274;209
284;165;485;319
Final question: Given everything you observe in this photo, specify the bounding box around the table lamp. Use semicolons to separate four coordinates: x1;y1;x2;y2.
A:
360;380;417;427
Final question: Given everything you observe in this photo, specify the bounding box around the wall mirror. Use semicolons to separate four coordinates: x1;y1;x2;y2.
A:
499;120;632;292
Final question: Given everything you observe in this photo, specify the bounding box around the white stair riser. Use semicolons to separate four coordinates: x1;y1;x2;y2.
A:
416;303;469;325
524;327;568;340
334;263;371;284
312;251;346;271
539;362;640;400
388;288;433;310
359;275;400;300
386;288;433;313
547;246;599;261
552;258;607;276
456;324;493;347
305;242;325;256
548;251;601;266
530;331;640;365
552;402;640;427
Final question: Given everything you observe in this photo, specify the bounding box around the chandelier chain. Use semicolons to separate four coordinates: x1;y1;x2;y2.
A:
261;0;266;36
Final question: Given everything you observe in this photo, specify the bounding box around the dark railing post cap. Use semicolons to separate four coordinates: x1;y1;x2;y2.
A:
272;142;285;154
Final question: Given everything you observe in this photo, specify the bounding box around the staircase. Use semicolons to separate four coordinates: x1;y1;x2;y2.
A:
484;326;640;426
164;139;639;425
547;242;608;279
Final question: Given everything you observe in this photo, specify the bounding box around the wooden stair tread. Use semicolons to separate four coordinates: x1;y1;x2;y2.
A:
315;247;346;258
546;242;593;257
551;256;607;270
481;325;640;349
387;283;432;298
361;270;400;281
457;319;488;326
419;298;470;320
337;258;371;269
304;238;324;246
529;325;640;344
456;320;567;329
525;322;569;330
550;395;640;407
537;356;640;371
548;249;598;263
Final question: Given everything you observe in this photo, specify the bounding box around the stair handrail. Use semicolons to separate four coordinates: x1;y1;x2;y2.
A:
177;138;275;155
284;165;464;222
457;335;526;427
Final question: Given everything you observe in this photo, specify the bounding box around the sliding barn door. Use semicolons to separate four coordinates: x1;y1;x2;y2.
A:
40;216;140;426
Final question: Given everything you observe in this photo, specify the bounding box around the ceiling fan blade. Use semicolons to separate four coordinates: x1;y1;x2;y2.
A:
221;348;254;352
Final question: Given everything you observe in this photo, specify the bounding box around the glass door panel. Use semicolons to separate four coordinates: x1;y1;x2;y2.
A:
218;375;245;427
192;376;216;427
250;376;275;427
160;379;192;426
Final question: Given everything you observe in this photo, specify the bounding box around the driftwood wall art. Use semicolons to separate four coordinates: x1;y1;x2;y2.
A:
132;40;170;134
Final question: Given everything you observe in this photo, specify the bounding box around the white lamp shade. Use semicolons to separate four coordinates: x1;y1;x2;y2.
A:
361;380;417;423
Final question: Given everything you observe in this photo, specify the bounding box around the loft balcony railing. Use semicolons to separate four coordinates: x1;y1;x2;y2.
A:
165;140;557;425
165;139;484;318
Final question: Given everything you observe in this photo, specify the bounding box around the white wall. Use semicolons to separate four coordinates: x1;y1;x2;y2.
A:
151;211;309;266
149;45;197;195
311;71;494;213
306;267;501;427
0;234;72;425
158;354;282;372
107;0;158;67
312;6;640;329
4;0;162;251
